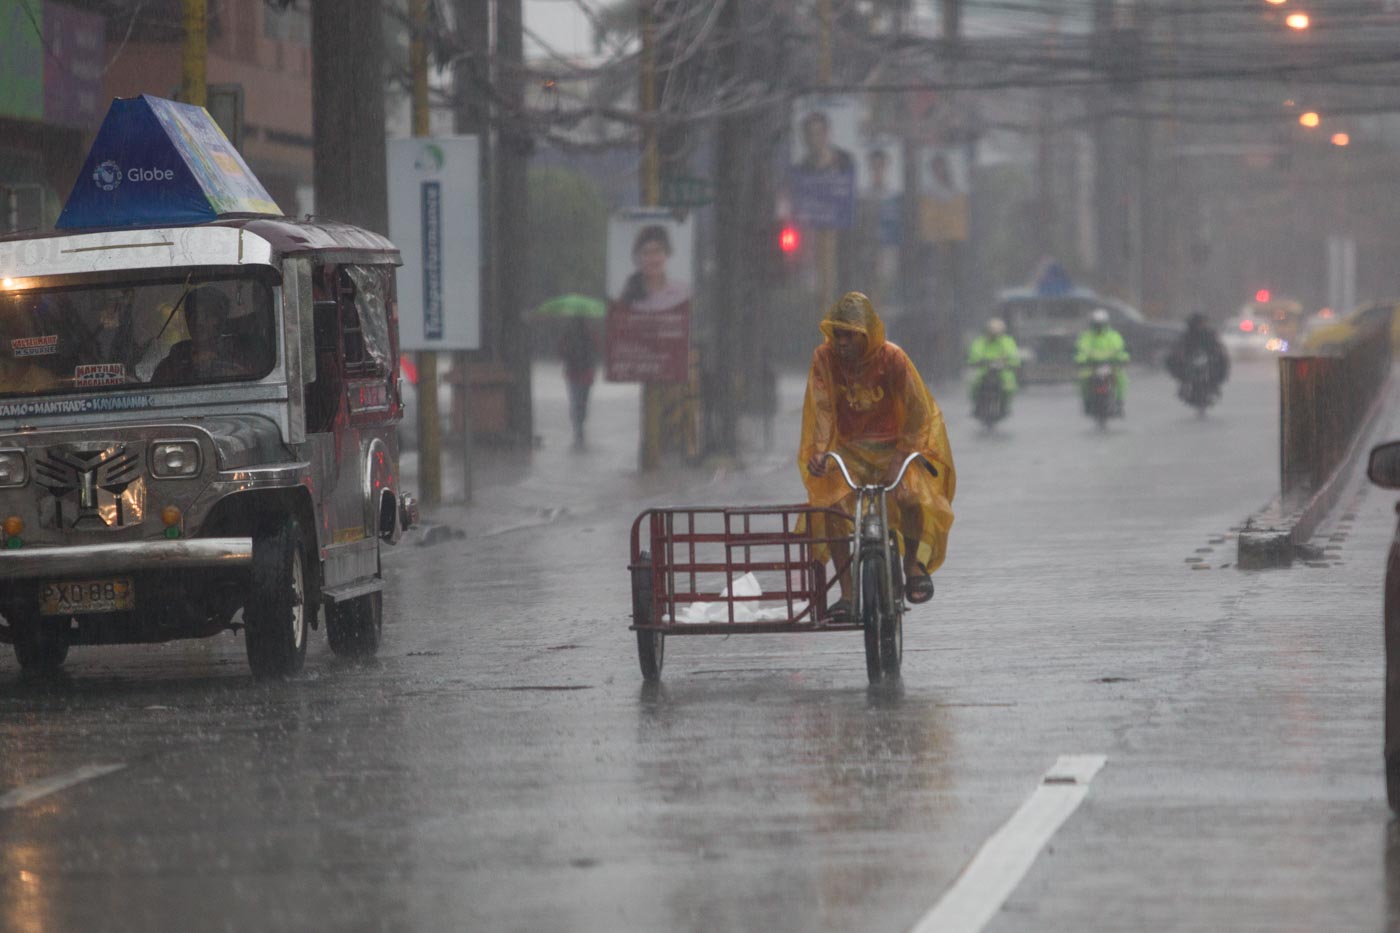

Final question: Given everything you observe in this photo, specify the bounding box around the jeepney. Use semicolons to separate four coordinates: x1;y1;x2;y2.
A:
0;95;415;677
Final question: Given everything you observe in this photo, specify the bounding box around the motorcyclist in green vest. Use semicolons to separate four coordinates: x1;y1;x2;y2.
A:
967;318;1020;408
1076;308;1129;415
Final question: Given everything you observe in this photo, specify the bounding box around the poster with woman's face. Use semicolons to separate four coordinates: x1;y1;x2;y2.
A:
606;210;693;312
605;209;694;383
920;147;970;202
858;136;903;197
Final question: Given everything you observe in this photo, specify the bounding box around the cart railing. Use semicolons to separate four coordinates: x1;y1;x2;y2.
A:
629;504;856;634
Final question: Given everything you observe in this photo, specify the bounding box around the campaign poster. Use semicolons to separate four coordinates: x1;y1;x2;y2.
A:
789;95;860;230
918;146;970;243
605;209;693;384
858;135;903;247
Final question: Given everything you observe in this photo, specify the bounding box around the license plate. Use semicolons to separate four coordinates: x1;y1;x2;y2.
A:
40;578;135;615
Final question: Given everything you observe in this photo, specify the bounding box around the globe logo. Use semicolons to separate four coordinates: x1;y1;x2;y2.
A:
92;160;122;192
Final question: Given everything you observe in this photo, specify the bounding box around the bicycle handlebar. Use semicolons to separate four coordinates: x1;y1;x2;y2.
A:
821;450;937;493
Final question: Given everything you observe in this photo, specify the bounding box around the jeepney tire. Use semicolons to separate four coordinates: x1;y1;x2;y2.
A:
633;552;664;682
244;515;310;679
326;591;383;658
11;613;68;674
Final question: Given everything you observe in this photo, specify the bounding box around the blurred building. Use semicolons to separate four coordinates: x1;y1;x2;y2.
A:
0;0;313;233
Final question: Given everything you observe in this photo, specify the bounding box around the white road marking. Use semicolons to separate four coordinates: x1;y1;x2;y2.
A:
910;754;1108;933
0;763;126;810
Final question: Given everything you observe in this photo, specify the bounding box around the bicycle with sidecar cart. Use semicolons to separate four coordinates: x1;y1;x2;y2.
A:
628;451;935;684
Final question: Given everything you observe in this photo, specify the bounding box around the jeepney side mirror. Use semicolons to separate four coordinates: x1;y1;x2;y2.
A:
1370;441;1400;489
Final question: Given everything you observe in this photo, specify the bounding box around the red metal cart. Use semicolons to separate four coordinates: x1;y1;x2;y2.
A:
627;503;861;681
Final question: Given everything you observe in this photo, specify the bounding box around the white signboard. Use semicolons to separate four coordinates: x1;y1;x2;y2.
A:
388;136;481;350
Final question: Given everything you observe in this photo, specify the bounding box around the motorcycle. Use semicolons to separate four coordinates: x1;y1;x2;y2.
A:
973;360;1010;428
1176;351;1219;415
1084;363;1119;428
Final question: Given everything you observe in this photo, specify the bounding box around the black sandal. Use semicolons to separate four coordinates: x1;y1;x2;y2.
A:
826;598;852;622
905;572;934;604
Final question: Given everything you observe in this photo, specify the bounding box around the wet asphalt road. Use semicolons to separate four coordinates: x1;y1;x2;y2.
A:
2;358;1397;932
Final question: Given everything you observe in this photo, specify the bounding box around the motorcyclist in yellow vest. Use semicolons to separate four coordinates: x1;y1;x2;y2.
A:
967;318;1020;407
1075;308;1129;414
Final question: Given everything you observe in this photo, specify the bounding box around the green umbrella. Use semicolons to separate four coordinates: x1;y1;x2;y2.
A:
533;293;607;319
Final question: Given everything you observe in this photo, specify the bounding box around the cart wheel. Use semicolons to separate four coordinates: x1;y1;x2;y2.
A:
633;551;664;681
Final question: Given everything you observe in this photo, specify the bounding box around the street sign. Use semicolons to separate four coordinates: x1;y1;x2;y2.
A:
660;175;713;208
388;136;482;351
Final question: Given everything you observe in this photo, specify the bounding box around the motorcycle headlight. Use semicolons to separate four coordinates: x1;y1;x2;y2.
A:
0;450;27;487
150;441;202;479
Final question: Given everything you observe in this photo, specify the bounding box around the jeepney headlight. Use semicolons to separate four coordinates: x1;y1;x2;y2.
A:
0;450;27;487
150;441;202;479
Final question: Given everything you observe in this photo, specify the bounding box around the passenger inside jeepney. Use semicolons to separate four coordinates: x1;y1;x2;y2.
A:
152;286;265;384
0;293;65;395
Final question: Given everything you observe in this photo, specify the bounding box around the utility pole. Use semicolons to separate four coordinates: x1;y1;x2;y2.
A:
497;0;533;449
711;0;746;459
407;0;442;507
452;0;491;503
181;0;206;107
638;1;662;471
311;0;388;236
934;0;963;381
817;0;836;305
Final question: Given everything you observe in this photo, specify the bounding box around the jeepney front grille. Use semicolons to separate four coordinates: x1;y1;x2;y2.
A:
35;444;145;530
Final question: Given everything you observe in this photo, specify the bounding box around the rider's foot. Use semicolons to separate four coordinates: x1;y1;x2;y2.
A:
826;598;852;622
905;568;934;604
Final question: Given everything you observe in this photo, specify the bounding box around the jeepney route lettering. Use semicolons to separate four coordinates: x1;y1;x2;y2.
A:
0;394;156;418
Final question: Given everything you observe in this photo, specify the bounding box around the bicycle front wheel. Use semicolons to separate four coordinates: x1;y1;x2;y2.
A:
860;551;902;683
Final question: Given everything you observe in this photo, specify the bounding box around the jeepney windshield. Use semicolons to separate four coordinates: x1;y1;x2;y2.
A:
0;274;276;397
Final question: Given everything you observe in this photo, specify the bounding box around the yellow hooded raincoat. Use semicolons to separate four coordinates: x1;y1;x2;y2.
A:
799;293;957;573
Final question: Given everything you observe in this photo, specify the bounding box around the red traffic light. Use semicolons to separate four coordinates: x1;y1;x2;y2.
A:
1255;289;1271;303
779;226;800;254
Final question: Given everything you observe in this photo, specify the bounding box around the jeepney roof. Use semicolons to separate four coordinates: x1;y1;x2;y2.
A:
0;217;399;282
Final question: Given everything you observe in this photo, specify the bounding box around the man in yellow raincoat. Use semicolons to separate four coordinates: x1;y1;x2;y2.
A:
799;292;956;617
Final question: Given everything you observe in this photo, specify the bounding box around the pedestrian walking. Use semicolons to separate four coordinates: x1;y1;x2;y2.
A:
559;316;598;447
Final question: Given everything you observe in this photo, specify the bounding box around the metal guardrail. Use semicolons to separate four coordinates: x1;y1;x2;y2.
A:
1280;322;1392;503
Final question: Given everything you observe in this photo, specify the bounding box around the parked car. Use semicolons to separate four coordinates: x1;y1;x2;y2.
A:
994;288;1180;382
1367;440;1400;811
1237;296;1306;345
1300;301;1400;354
1221;314;1290;360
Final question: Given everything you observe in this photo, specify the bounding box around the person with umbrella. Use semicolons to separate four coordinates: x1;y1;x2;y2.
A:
533;294;605;447
559;316;597;448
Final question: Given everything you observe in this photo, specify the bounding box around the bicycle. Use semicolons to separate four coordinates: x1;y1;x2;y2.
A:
823;450;937;682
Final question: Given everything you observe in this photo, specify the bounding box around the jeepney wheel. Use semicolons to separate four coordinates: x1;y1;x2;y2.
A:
326;593;383;657
10;611;68;674
326;551;383;658
244;516;310;679
633;551;664;682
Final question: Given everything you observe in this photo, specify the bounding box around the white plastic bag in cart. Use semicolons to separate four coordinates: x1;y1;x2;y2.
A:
666;572;808;623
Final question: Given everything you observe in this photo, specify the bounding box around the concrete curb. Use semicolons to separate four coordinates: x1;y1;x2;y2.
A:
1237;370;1394;569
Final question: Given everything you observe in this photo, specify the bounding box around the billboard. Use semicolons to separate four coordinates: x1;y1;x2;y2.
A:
388;136;482;351
605;209;693;383
788;95;860;230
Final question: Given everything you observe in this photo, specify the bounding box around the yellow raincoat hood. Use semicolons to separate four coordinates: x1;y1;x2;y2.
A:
818;291;886;357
